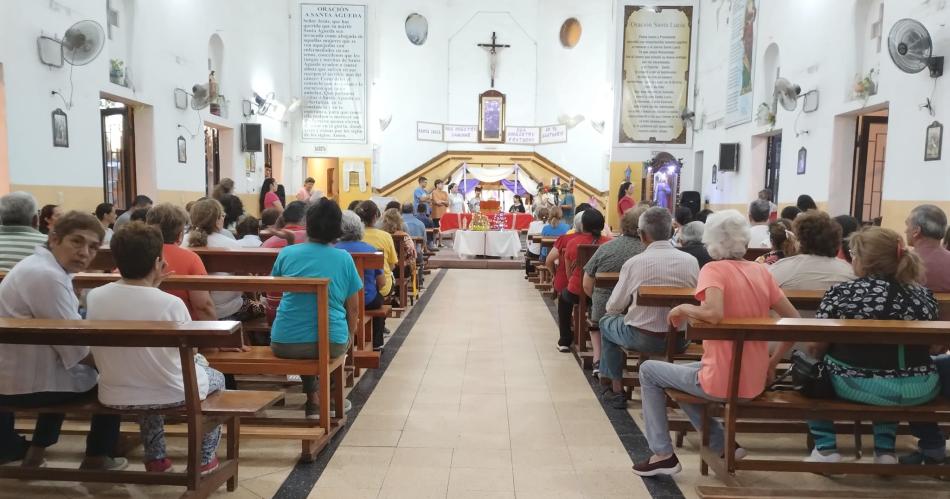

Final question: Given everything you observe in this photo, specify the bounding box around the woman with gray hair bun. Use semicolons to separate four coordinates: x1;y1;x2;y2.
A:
632;209;801;477
677;221;712;268
335;211;387;351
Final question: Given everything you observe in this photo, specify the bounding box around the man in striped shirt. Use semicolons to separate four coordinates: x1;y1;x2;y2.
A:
0;192;48;272
598;207;700;409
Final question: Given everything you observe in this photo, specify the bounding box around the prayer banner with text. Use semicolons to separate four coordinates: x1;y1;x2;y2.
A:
618;4;693;145
300;4;367;143
724;0;756;128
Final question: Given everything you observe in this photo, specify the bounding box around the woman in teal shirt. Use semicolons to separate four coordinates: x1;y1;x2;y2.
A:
270;199;363;419
540;207;570;260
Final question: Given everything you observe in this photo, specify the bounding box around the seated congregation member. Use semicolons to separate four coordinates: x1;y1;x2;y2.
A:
780;205;802;221
95;202;117;245
525;207;548;277
38;204;62;235
0;192;48;272
337;211;387;350
211;177;235;202
183;198;261;320
558;209;611;356
758;189;779;221
130;208;150;223
797;194;818;212
835;215;859;262
356;201;398;302
235;215;263;247
271;199;363;418
219;194;244;236
671;206;692;244
598;207;700;410
146;204;217;321
804;227;940;464
747;199;771;248
0;212;124;470
769;211;855;290
87;222;225;473
677;221;712;268
414;204;436;250
401;203;426;245
755;219;797;265
114;194;152;232
546;209;588;352
633;210;800;476
540;207;569;260
383;207;418;299
901;205;950;464
346;199;361;211
262;201;308;248
695;208;714;224
581;207;647;375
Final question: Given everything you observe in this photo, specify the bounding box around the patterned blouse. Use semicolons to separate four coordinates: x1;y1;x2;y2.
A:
583;235;646;321
816;276;938;371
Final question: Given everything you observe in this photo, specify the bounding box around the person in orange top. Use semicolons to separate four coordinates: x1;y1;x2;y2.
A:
429;179;449;228
559;209;611;356
144;204;217;320
631;209;800;477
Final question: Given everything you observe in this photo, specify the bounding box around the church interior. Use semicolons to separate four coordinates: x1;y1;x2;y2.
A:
0;0;949;498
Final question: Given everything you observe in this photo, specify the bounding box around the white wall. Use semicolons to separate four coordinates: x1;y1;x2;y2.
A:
691;0;949;210
289;0;616;189
0;0;294;201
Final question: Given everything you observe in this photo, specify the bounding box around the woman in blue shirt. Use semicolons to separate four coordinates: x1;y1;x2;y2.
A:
270;199;363;419
540;207;570;260
336;211;386;351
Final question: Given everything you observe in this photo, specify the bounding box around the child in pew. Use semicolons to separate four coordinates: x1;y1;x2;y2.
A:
236;215;263;247
86;222;225;473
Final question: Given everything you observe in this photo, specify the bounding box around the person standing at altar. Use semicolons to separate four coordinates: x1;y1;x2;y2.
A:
509;195;526;213
430;179;449;228
618;181;636;217
412;176;430;215
468;186;483;213
560;185;576;225
447;183;464;213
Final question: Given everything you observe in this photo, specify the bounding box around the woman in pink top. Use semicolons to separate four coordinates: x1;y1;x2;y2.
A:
632;210;800;477
259;178;283;214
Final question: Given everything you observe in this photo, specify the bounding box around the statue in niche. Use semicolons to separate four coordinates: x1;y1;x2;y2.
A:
653;172;672;211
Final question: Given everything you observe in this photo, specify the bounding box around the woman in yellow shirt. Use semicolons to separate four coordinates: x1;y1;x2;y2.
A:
354;201;398;297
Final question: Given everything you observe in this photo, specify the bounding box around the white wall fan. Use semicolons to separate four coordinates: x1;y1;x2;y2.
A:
888;18;944;78
38;20;106;109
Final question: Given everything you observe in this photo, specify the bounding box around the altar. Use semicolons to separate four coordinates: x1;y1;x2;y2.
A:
453;230;522;259
440;212;534;231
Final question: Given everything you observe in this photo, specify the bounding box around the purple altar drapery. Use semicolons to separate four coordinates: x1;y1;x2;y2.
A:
500;179;528;196
457;179;481;195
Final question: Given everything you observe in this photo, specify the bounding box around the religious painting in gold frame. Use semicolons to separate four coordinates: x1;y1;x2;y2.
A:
478;89;506;143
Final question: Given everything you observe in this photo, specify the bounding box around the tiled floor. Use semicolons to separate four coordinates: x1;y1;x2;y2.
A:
312;269;652;499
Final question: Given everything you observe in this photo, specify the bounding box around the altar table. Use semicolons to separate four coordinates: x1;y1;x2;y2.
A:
439;213;534;231
453;230;522;259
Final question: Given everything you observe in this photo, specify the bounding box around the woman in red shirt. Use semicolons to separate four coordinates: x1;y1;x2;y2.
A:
556;209;611;352
259;178;283;214
617;181;636;217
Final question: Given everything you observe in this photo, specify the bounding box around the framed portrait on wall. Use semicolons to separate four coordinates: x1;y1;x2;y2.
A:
478;89;506;143
711;164;718;184
925;121;943;161
797;147;807;174
52;108;68;147
177;136;187;163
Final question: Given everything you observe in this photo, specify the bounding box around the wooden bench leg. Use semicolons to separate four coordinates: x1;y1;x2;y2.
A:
700;403;710;476
227;416;240;492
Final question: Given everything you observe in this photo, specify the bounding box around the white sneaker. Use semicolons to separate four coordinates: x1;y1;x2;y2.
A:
804;448;841;463
287;374;302;383
874;454;898;465
556;345;570;353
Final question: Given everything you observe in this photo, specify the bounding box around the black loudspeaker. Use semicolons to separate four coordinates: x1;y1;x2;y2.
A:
241;123;263;152
680;191;701;216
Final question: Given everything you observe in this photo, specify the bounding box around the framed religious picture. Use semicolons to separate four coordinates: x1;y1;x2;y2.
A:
797;147;807;174
51;108;68;147
177;136;187;163
925;121;943;161
478;89;506;143
711;164;718;184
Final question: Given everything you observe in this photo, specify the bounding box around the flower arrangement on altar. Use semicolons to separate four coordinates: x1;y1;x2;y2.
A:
469;213;490;231
490;211;507;231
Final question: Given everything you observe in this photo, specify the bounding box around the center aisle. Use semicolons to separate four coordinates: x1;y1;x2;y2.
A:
312;269;652;498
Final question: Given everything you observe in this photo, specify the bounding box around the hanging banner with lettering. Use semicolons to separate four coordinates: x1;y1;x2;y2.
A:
540;125;568;144
300;4;367;143
416;122;444;142
506;126;541;145
724;0;756;128
617;4;693;145
443;125;479;143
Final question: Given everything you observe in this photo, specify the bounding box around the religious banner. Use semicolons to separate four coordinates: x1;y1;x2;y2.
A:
300;4;367;143
416;122;444;142
618;4;693;145
506;126;541;145
724;0;756;128
540;125;568;144
443;125;479;143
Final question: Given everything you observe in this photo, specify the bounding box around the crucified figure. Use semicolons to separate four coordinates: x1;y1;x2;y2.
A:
477;31;510;88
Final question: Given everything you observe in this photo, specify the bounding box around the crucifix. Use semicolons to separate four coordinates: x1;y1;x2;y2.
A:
477;31;510;88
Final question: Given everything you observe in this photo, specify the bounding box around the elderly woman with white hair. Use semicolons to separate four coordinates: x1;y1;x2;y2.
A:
632;209;801;477
335;211;387;351
677;221;712;268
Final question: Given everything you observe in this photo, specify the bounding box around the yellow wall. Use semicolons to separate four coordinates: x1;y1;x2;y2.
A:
156;190;206;208
305;157;338;197
607;162;643;230
881;200;950;235
11;184;104;213
336;157;373;211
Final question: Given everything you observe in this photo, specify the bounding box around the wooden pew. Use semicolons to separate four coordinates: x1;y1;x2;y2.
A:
0;318;280;496
390;234;410;315
66;274;351;462
536;237;557;297
678;317;950;487
573;244;599;368
350;252;387;379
